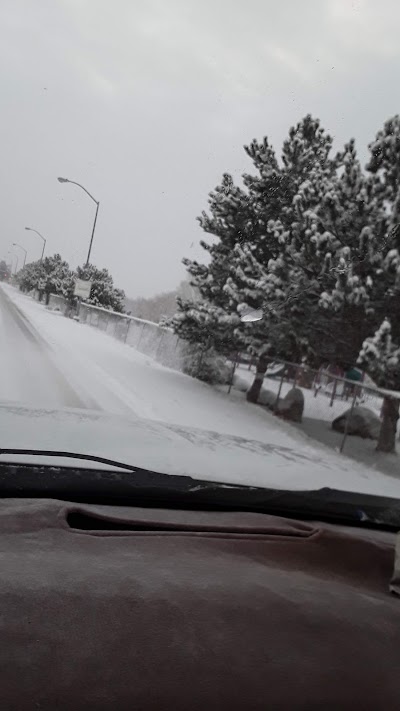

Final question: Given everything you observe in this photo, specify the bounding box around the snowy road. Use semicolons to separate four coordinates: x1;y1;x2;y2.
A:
0;286;84;408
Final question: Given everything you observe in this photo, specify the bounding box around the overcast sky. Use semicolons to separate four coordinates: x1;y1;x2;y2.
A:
1;0;399;297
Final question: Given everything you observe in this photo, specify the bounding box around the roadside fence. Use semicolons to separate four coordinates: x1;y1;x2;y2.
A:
45;293;185;371
227;354;400;456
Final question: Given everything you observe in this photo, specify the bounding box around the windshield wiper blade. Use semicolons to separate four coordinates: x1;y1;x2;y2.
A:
0;452;400;529
0;448;144;474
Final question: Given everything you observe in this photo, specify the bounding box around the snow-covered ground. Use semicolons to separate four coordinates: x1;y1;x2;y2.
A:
1;282;400;498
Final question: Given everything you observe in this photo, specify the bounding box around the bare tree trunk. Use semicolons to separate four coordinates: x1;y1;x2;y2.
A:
377;396;399;453
246;355;268;403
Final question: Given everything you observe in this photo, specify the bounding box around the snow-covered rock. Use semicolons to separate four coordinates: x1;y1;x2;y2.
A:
258;389;277;410
233;375;251;393
277;388;304;423
332;406;381;439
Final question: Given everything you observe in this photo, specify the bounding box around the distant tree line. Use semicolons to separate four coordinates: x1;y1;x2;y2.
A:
16;254;125;313
125;280;198;323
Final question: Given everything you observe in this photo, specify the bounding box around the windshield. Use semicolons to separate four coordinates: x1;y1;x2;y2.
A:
1;0;400;505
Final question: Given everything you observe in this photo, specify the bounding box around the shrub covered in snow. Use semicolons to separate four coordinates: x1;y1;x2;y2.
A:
182;343;231;385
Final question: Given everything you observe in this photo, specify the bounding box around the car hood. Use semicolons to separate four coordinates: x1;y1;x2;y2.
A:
0;403;399;498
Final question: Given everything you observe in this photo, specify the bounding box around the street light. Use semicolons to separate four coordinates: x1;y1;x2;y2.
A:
13;242;27;269
25;227;46;261
57;176;99;266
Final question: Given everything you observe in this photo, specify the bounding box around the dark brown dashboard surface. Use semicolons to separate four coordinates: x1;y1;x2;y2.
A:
0;498;398;710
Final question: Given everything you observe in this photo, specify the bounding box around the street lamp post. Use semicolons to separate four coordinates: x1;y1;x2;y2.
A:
25;227;46;261
57;177;99;266
13;242;27;268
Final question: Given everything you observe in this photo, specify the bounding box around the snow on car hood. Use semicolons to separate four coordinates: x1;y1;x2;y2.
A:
0;403;399;498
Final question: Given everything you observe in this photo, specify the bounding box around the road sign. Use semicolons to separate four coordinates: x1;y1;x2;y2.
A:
74;279;92;299
37;279;45;291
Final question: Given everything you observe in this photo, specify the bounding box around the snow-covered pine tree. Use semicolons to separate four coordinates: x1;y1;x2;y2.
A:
75;264;125;313
223;116;343;400
358;319;400;452
172;115;342;397
320;116;400;451
17;254;74;300
366;115;400;340
315;139;384;363
368;115;400;230
355;116;400;450
44;254;74;300
170;136;291;390
226;120;398;407
17;260;45;292
170;173;256;354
